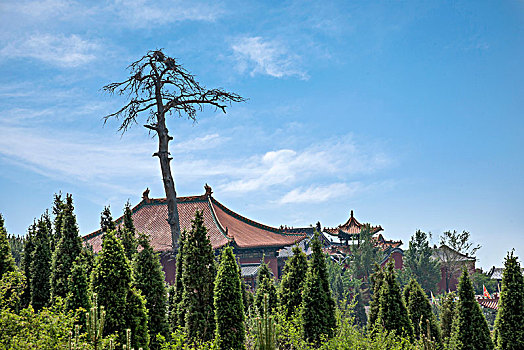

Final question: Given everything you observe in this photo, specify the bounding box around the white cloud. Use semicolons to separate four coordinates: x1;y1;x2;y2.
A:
278;182;362;204
0;33;98;67
112;0;224;27
218;137;391;194
232;36;308;79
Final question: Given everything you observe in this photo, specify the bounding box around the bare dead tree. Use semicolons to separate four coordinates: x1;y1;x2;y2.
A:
103;50;245;251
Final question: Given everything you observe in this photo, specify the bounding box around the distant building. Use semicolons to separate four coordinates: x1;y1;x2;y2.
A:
84;185;306;284
286;210;404;269
433;244;476;292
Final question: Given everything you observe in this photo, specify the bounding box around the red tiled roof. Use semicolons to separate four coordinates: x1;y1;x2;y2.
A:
84;188;305;253
476;296;499;310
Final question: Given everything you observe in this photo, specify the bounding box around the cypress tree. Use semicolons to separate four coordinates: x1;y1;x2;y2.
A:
30;213;52;311
171;229;187;329
439;291;456;343
133;234;168;349
300;232;336;344
181;210;216;342
375;262;413;339
368;264;385;333
493;251;524;350
0;213;16;279
352;289;367;328
91;230;131;339
52;193;66;251
404;278;441;345
100;206;116;233
79;245;96;280
254;260;278;317
66;256;90;325
51;194;82;299
118;202;138;261
452;268;493;350
126;288;150;350
214;245;245;350
279;246;308;319
21;222;35;308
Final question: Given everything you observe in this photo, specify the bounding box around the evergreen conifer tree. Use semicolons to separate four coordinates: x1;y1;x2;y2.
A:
181;210;216;342
100;206;116;233
439;291;456;344
404;278;441;345
66;256;90;326
171;230;187;329
493;251;524;350
367;264;385;333
214;245;245;350
452;268;493;350
279;246;308;319
126;288;150;350
51;194;82;299
52;193;66;251
118;202;138;261
375;262;413;339
79;245;96;280
91;230;131;339
133;234;168;349
352;289;367;328
0;213;16;279
21;222;35;308
300;232;336;344
254;260;278;317
30;213;52;311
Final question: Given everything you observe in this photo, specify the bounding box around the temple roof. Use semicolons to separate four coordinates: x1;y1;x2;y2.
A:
84;185;305;253
323;210;383;236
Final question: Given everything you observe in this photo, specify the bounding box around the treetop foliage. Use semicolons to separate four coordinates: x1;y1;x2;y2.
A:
493;251;524;350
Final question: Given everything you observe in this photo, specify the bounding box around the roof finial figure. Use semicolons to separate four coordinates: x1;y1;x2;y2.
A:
142;187;150;201
350;210;354;218
204;183;213;196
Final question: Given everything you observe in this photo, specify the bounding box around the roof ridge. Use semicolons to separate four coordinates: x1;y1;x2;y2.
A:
206;195;233;241
210;197;306;237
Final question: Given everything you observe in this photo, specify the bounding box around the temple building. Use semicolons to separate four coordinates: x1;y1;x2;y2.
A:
322;210;404;270
84;185;306;284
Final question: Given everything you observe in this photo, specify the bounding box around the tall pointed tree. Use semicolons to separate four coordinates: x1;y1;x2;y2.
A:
181;210;216;341
170;229;187;329
30;213;52;311
118;202;138;261
103;50;245;251
66;256;90;326
254;260;278;317
493;251;524;350
300;232;336;344
404;278;441;345
214;246;245;350
91;230;131;339
125;288;150;350
51;193;66;251
0;213;16;279
452;268;493;350
133;234;168;349
279;246;308;319
439;291;456;344
100;206;116;234
375;262;413;339
404;230;441;294
21;222;35;308
368;264;385;333
51;194;82;299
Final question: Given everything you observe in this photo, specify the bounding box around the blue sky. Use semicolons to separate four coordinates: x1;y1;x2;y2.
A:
0;0;523;270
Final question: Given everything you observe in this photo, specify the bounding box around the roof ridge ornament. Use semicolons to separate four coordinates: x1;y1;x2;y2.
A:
142;187;150;202
204;183;213;196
